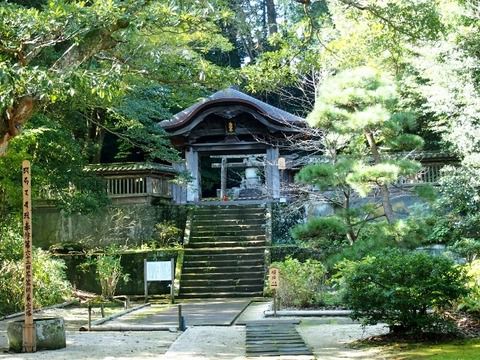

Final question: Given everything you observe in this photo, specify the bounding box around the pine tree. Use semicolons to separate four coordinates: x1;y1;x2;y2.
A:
295;66;424;245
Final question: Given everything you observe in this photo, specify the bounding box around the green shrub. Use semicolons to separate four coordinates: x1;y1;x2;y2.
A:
154;221;182;247
271;203;304;244
327;219;428;268
270;245;323;263
449;238;480;263
0;251;72;316
457;259;480;315
271;257;326;308
82;245;130;298
291;216;350;259
336;249;469;334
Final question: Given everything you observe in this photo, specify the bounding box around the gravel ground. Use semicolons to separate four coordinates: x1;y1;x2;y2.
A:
298;318;389;360
0;303;391;360
0;305;179;360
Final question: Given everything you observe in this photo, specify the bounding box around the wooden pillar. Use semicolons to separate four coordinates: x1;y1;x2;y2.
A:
266;147;280;200
185;148;200;202
220;157;227;199
172;162;187;204
22;160;36;352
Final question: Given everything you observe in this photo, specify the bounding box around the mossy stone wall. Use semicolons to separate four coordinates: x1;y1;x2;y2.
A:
56;249;180;296
32;202;189;250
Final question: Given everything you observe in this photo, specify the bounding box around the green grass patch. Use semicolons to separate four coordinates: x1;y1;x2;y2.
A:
382;339;480;359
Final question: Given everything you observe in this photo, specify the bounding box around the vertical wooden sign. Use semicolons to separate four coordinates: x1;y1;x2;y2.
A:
269;267;280;317
22;160;36;352
269;267;280;289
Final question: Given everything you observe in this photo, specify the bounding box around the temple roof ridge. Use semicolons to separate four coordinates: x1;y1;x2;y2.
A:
159;87;304;130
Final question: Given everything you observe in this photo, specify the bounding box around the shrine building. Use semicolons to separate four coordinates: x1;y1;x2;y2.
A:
159;87;306;204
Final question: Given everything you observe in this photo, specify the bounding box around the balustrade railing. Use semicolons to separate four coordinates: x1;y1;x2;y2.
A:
397;163;444;185
105;175;172;198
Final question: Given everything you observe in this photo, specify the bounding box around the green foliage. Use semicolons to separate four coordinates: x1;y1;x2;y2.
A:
0;113;109;219
456;260;480;315
83;245;129;299
291;217;349;258
449;238;480;264
336;249;469;334
428;166;480;244
270;245;323;263
0;219;71;315
154;221;182;248
271;257;326;308
326;217;429;267
271;203;304;245
296;158;354;190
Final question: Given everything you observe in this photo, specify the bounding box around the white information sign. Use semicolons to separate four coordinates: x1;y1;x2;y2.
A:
146;261;172;281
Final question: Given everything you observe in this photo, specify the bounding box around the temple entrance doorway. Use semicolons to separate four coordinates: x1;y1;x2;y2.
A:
199;153;267;201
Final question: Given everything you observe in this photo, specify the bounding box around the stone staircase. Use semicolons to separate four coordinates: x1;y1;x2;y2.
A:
179;204;267;298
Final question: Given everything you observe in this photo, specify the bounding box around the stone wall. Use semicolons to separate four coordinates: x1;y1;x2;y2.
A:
305;191;428;219
56;250;179;295
32;201;189;250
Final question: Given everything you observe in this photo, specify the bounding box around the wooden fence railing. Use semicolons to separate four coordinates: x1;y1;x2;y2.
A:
105;175;172;198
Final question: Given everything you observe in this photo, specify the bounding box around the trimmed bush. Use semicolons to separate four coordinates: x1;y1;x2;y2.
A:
336;249;469;334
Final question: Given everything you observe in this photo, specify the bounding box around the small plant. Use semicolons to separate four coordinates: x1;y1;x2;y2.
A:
83;245;129;299
154;221;182;248
336;249;469;334
271;257;326;308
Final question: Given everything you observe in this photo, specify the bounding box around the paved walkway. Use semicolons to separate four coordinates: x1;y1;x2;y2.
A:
99;299;251;329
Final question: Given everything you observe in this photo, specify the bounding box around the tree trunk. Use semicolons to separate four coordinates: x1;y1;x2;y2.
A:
364;130;395;223
0;96;36;156
265;0;278;35
343;189;357;244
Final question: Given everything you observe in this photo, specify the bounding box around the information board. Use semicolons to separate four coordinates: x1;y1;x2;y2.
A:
146;261;172;281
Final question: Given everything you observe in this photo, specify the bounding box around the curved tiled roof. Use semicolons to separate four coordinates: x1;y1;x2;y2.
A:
85;162;176;175
159;88;305;131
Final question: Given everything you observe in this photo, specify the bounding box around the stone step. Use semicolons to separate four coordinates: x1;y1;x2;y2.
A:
182;264;264;274
181;271;264;281
193;209;265;216
189;235;266;243
189;235;266;242
192;218;265;226
184;252;264;262
181;277;263;286
191;229;265;237
188;240;266;249
184;247;265;255
184;258;264;267
179;291;262;298
192;223;265;231
193;214;264;221
180;285;264;294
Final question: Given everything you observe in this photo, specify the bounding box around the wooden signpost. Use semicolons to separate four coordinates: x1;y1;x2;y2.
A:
22;160;36;352
269;267;280;317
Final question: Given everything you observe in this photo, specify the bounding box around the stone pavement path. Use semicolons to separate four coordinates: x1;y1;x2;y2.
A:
245;320;313;358
101;298;251;328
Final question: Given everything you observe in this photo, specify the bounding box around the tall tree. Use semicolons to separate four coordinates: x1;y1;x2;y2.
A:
302;66;424;225
0;0;233;156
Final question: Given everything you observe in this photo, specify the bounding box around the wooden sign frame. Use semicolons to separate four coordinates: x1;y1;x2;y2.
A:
144;259;175;304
